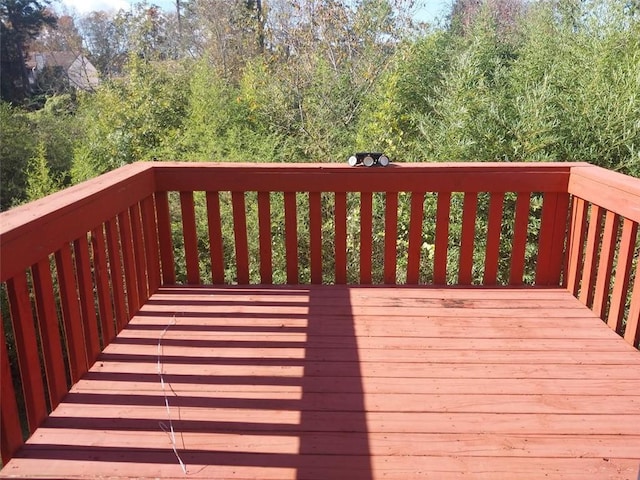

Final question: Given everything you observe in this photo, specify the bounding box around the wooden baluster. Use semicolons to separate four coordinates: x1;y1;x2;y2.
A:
0;314;23;463
180;192;200;285
565;197;588;295
105;217;129;332
257;191;273;285
31;258;68;408
232;191;250;284
118;210;140;314
509;192;530;286
483;192;505;285
74;236;101;365
309;192;323;284
6;273;47;433
154;191;176;285
129;203;149;301
624;255;640;347
607;219;638;333
55;244;88;382
384;192;399;285
433;192;451;285
141;196;161;295
578;204;604;306
458;192;478;285
592;211;620;319
91;226;116;345
283;192;298;285
406;192;425;285
359;192;373;285
206;191;225;284
335;192;347;284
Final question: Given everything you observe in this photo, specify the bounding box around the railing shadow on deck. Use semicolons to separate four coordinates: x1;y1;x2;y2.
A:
7;285;373;479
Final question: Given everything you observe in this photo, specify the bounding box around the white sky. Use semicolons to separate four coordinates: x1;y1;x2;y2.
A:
54;0;449;24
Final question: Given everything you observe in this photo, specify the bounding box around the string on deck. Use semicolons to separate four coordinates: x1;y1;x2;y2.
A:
157;315;187;474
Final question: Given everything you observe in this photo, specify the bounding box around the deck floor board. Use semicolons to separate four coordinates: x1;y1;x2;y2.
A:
2;285;640;479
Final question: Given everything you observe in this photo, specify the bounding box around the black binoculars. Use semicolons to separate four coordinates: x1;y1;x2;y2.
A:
348;152;390;167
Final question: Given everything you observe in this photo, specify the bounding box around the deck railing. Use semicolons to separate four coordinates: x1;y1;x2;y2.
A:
1;162;639;464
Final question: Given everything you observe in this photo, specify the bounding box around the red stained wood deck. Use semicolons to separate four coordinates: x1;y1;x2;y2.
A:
3;285;640;479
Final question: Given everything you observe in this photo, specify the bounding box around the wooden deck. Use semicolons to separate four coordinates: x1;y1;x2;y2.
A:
2;285;640;479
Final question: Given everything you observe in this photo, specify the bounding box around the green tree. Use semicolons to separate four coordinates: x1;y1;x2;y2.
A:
0;0;56;102
0;101;34;209
71;55;188;182
25;142;61;201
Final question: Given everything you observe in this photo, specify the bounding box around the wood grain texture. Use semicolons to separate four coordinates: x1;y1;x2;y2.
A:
359;192;373;285
483;192;504;285
509;192;530;285
5;274;47;433
309;192;322;285
179;192;200;285
384;192;399;284
232;192;250;285
31;258;68;408
104;218;129;332
406;192;425;284
154;191;176;285
334;192;347;285
258;192;273;284
205;192;225;285
0;315;23;464
284;192;298;285
3;285;639;479
0;163;154;282
73;236;100;366
433;192;451;285
55;245;88;382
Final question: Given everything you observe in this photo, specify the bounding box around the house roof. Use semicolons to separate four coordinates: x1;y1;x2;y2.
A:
27;51;80;70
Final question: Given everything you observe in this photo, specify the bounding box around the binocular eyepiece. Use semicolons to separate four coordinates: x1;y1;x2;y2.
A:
348;152;390;167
